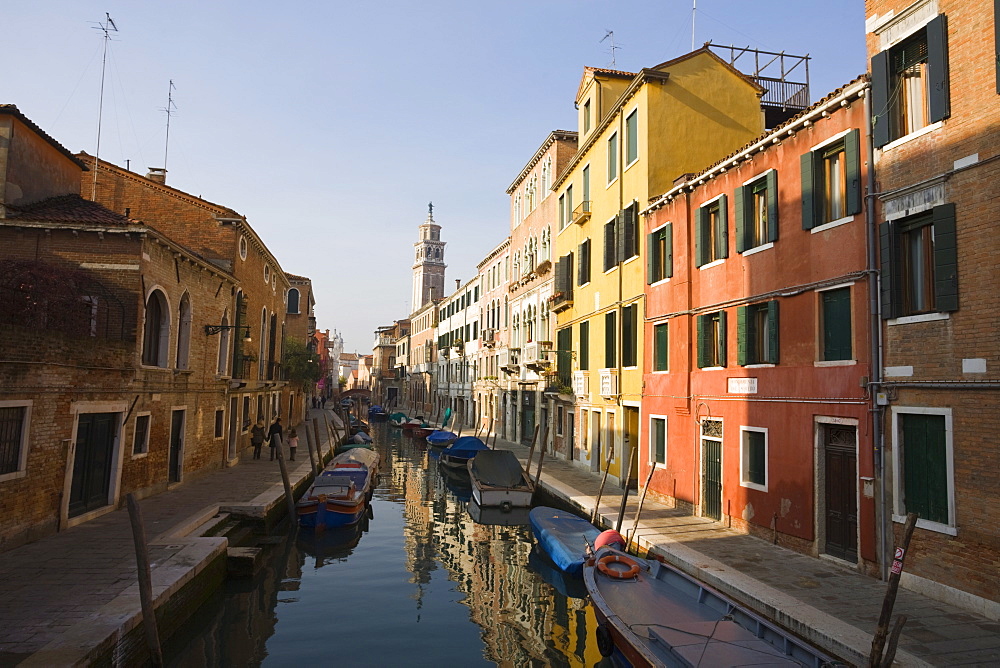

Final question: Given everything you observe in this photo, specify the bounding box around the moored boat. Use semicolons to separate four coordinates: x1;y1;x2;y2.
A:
426;430;459;448
335;431;374;454
388;412;408;428
468;498;531;526
296;448;380;529
468;449;534;511
583;544;840;667
439;436;489;468
369;406;388;422
529;506;602;576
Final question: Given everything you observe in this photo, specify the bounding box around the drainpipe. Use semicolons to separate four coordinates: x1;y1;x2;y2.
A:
864;87;889;581
616;108;627;487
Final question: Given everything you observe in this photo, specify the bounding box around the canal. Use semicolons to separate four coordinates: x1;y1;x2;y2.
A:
165;424;610;666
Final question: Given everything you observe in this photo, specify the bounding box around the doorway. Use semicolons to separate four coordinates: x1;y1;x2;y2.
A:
169;409;185;483
69;412;118;518
701;419;723;521
228;397;239;460
624;406;639;487
520;391;536;445
823;425;858;562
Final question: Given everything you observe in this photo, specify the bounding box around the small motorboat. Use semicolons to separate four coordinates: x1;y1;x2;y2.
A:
468;449;534;511
426;430;459;448
335;431;373;454
369;406;388;422
528;506;602;576
439;436;489;469
296;448;380;529
388;412;408;428
584;543;840;667
468;498;531;526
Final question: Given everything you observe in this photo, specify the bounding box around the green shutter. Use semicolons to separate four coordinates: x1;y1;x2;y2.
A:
717;194;729;260
718;310;727;367
665;224;673;278
926;14;950;124
695;206;707;267
932;203;959;312
801;152;816;230
737;306;748;366
748;431;766;485
653;418;666;464
823;288;853;361
605;311;616;368
734;185;747;254
654;323;668;371
871;50;891;148
901;413;949;524
766;170;779;242
566;252;575;300
879;221;897;319
696;315;706;368
579;321;590;371
767;300;779;365
845;129;862;216
579;242;588;286
996;0;1000;94
646;232;655;284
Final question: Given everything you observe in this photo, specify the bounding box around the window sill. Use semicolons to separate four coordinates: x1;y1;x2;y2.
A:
810;216;854;234
650;277;671;287
880;121;944;152
698;259;725;271
603;266;619;276
652;369;670;374
0;470;27;483
741;242;774;257
893;514;957;536
700;366;725;371
623;366;639;371
622;255;639;266
624;158;639;174
606;176;619;189
743;363;775;369
814;359;857;367
132;452;149;460
888;312;950;326
740;481;768;493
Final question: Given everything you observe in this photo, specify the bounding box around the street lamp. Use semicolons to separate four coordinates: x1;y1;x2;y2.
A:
204;324;252;343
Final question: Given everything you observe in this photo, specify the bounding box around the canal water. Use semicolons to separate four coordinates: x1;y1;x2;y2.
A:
165;424;610;667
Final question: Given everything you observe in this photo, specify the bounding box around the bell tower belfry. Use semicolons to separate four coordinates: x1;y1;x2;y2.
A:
412;202;446;312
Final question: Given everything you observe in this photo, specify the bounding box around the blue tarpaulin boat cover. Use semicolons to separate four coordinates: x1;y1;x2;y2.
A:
426;430;459;446
529;507;602;576
446;436;489;458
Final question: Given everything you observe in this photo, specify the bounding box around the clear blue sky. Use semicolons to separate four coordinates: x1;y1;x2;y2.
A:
7;1;866;354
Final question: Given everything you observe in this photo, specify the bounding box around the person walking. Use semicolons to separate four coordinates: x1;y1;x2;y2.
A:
287;428;299;461
250;418;267;460
268;417;283;461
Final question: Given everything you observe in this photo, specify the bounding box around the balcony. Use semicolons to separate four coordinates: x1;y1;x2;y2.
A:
573;370;589;397
548;291;573;314
481;328;496;348
572;200;592;225
599;368;618;397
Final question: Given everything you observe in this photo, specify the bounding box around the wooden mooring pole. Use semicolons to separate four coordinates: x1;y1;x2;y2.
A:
525;423;540;474
533;421;547;487
311;418;324;465
273;434;298;528
303;424;318;475
126;493;163;667
592;452;614;525
867;512;918;668
627;465;657;550
614;451;636;534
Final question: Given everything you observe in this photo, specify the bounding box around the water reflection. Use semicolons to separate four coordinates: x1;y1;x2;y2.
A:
167;424;606;667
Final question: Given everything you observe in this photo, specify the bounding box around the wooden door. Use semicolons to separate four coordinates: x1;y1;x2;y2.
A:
701;420;723;521
69;412;117;517
824;426;857;562
169;409;185;483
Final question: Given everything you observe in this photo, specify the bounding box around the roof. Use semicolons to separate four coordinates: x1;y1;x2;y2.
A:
505;130;578;194
0;105;89;170
575;66;637;103
4;194;133;227
285;272;311;282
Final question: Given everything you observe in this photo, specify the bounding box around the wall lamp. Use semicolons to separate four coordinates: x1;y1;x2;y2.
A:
205;324;252;342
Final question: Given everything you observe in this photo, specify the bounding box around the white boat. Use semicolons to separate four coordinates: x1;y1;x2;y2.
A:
468;449;534;511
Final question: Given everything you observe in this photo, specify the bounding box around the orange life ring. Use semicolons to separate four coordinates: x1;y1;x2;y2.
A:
596;553;641;579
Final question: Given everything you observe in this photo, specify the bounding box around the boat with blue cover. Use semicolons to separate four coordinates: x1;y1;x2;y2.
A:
438;436;489;468
426;430;459;447
296;448;380;529
529;506;602;576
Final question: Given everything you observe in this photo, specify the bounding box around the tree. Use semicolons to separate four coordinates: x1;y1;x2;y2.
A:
283;339;321;389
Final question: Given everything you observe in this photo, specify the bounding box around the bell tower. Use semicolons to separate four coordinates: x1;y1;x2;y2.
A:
412;202;446;312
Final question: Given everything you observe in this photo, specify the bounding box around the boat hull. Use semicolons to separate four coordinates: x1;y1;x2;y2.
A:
529;506;602;576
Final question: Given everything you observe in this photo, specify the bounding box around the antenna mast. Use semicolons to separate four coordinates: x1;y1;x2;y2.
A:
692;0;697;51
600;30;620;68
161;80;177;172
91;13;118;200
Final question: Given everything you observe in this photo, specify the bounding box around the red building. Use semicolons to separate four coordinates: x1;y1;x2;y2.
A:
641;77;879;571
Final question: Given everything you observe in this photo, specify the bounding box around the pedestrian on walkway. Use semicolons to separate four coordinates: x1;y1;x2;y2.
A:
321;396;327;409
250;418;267;460
287;428;298;461
268;417;283;461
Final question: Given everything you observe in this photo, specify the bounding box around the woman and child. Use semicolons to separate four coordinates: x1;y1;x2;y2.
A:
250;417;298;461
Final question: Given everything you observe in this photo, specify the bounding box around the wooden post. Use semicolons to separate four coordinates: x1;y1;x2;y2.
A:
311;418;323;465
273;434;298;527
486;417;495;449
303;424;317;474
868;512;918;668
592;453;614;525
614;450;636;533
126;494;163;667
879;615;907;668
533;421;548;487
627;465;657;550
525;423;540;473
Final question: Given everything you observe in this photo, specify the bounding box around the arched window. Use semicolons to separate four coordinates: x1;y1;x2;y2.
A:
176;293;192;370
259;308;268;380
287;288;300;315
141;289;170;367
512;312;520;348
526;305;535;342
541;156;552;196
217;312;230;375
541;228;551;262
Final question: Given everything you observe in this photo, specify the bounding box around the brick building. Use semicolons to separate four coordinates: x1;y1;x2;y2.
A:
866;0;1000;614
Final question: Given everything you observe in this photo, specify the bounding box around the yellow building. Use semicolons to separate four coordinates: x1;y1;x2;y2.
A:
551;47;765;483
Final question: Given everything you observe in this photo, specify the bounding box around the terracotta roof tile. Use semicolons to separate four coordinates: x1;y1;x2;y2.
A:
5;194;133;227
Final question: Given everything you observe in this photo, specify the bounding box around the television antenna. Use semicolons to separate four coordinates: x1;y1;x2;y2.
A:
692;0;697;51
160;80;177;172
600;30;621;68
90;13;118;200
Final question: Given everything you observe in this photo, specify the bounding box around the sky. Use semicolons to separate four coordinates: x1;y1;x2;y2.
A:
7;1;867;354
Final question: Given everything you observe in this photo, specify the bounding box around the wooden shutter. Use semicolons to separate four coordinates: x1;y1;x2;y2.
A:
718;310;727;367
767;300;779;364
766;170;779;242
616;212;627;265
695;205;707;267
696;315;708;368
871;50;892;148
996;0;1000;94
605;311;616;368
801;152;817;229
879;221;898;319
554;255;565;297
664;223;673;279
579;242;588;285
736;306;748;366
926;14;950;124
654;322;668;371
579;320;590;371
901;413;949;524
566;252;575;300
646;232;655;284
716;194;729;260
734;185;747;254
845;129;862;216
604;221;616;270
932;203;959;312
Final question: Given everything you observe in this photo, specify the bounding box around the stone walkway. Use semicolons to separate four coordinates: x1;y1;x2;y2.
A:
0;409;997;666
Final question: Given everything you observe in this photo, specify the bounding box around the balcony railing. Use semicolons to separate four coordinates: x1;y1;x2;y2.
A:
573;370;589;397
599;368;618;397
548;291;573;313
572;200;592;225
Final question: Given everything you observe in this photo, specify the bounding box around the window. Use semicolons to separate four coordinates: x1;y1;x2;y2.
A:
558;193;566;229
566;184;574;227
142;289;169;367
603;218;617;271
622;304;637;368
215;409;224;438
604;311;616;368
133;413;150;455
802;129;861;229
697;311;727;368
556;327;573;387
557;405;564;436
583;99;592;135
871;16;949;148
579;321;590;371
737;301;779;365
607;132;618;183
264;264;270;283
892;408;954;531
577;239;591;285
287;288;300;314
735;172;778;252
740;427;768;491
653;322;668;371
620;202;638;261
0;403;30;477
695;197;728;267
650;416;666;465
239;235;248;260
879;204;958;318
647;223;672;283
176;293;191;370
625;110;638;166
821;287;852;361
582;165;590;207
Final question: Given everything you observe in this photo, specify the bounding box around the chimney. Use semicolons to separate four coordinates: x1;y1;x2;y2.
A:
455;279;461;290
146;167;167;184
